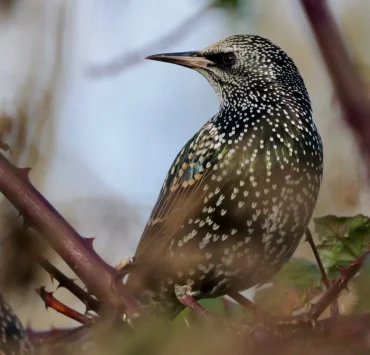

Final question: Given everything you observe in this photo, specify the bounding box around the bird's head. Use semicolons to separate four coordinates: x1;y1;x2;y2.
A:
146;35;306;106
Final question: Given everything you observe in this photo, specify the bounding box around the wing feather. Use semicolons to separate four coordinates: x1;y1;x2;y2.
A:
134;122;221;261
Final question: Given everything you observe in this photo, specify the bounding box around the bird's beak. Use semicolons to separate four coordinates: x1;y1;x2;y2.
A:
146;51;213;70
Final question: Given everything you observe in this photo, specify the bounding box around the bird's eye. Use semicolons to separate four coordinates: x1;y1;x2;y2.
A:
204;52;236;67
222;52;236;66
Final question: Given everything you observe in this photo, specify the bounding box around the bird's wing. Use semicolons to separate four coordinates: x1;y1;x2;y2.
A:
134;121;224;261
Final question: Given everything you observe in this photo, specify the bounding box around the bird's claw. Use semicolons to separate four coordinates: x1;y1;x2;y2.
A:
115;256;135;278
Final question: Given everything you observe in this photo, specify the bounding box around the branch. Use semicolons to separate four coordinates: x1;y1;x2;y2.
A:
300;0;370;160
0;152;143;319
36;287;94;325
308;250;369;320
87;4;214;78
38;256;100;313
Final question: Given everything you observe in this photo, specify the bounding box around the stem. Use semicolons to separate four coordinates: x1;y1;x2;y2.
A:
38;256;100;313
308;250;369;320
36;287;94;325
0;153;143;319
305;228;339;316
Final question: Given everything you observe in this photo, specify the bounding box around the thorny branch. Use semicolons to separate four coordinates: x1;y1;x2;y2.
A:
38;256;100;313
307;250;370;321
0;152;143;320
36;287;94;325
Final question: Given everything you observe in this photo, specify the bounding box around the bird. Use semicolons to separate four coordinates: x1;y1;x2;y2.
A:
0;296;32;354
126;34;323;319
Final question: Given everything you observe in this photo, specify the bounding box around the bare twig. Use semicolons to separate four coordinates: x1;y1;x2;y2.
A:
38;256;100;313
36;287;94;325
0;152;143;319
301;0;370;162
305;229;330;290
88;4;214;78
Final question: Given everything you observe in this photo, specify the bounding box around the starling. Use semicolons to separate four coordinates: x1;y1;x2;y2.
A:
0;296;32;354
126;35;323;319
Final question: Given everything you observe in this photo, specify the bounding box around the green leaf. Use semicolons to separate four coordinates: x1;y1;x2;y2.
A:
314;214;370;278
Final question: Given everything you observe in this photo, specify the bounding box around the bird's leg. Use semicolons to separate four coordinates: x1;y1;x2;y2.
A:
305;228;339;316
174;285;211;316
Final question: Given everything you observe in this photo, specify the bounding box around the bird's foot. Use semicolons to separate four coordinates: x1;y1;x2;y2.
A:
115;256;135;278
174;285;211;316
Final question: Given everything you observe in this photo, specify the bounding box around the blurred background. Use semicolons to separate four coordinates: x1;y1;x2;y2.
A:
0;0;369;331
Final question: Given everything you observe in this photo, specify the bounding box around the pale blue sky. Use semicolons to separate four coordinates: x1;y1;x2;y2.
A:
50;1;254;207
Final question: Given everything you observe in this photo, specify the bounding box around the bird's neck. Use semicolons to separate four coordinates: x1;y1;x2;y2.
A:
215;80;312;130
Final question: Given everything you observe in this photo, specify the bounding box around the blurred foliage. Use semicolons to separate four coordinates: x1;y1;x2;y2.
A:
251;215;370;316
212;0;250;13
213;0;240;9
254;258;323;316
352;257;370;314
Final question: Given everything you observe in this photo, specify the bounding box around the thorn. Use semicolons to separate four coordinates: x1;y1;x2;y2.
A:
56;278;76;290
48;273;55;284
17;167;31;179
81;236;96;249
35;287;48;309
184;317;190;328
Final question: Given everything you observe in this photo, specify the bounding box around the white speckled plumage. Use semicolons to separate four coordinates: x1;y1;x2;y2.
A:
127;35;323;318
0;296;32;355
